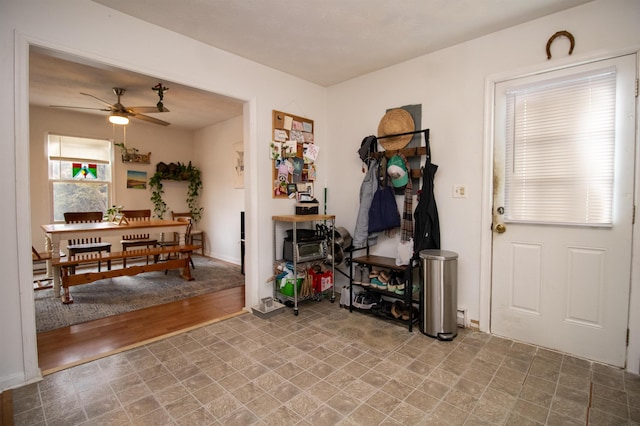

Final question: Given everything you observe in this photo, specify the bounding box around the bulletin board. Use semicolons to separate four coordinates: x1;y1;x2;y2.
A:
270;110;317;199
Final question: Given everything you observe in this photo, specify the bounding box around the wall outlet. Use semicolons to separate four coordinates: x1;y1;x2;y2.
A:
453;184;467;198
456;308;468;328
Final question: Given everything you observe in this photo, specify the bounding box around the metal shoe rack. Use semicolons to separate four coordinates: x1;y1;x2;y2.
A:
348;246;419;331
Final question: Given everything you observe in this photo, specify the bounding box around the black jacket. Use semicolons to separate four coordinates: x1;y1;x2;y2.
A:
413;161;440;256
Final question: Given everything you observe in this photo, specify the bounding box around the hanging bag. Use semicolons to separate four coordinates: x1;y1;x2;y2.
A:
368;179;401;233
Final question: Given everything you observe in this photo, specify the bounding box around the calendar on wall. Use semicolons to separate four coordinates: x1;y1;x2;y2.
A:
270;110;317;199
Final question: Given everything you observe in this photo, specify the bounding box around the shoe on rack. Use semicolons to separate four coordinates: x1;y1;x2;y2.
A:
371;277;386;291
394;279;406;295
401;305;411;321
380;300;393;316
391;301;405;319
387;279;397;292
378;270;391;283
401;304;418;321
362;292;382;309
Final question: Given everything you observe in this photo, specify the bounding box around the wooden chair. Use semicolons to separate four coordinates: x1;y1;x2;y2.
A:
156;217;195;270
120;209;157;267
172;211;204;255
64;211;112;272
32;246;65;290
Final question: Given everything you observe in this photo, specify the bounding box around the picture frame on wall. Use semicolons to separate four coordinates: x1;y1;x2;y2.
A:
126;170;147;189
234;141;244;189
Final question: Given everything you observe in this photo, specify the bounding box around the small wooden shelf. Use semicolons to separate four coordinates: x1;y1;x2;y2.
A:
272;214;335;223
351;255;406;271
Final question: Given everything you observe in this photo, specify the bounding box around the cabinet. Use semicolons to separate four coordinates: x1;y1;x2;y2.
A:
349;249;419;331
272;214;336;315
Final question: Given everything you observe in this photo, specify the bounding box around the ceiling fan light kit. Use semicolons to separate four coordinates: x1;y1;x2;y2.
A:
51;86;171;126
109;112;129;125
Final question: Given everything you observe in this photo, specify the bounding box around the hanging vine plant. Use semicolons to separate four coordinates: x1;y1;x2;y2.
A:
149;161;203;221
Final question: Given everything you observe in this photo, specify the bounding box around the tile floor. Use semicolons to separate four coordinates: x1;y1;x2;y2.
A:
12;300;640;425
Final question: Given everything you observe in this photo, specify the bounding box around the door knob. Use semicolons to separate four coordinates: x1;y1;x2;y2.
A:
495;223;506;233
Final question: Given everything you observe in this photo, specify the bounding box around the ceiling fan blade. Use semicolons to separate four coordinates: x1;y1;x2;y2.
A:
131;113;170;126
80;92;115;108
49;105;111;112
129;106;170;113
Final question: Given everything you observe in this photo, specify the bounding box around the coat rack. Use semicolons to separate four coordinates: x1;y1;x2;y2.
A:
369;129;430;179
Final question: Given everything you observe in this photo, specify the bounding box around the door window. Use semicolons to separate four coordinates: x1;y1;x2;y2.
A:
504;68;617;226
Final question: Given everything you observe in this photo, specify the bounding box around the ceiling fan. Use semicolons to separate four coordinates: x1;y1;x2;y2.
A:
51;87;170;126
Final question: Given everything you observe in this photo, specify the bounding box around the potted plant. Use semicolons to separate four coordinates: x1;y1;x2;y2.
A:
148;161;202;221
114;142;151;163
106;205;123;222
185;163;203;223
148;173;167;219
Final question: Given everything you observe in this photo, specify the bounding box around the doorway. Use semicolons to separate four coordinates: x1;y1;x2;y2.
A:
489;54;637;367
28;46;248;367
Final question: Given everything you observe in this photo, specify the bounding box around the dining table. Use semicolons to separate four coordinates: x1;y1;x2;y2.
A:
40;219;189;297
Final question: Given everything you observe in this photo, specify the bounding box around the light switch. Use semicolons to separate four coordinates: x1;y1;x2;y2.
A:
453;184;466;198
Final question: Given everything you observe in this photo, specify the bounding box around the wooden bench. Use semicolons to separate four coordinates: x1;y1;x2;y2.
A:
52;245;200;304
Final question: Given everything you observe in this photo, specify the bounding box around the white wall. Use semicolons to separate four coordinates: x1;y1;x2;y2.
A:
195;115;245;264
327;0;640;372
1;0;326;390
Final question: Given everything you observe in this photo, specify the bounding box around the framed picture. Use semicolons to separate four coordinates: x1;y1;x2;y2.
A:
234;141;244;189
127;170;147;189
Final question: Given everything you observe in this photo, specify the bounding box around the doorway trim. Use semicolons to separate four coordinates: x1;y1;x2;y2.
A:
479;46;640;373
14;32;258;384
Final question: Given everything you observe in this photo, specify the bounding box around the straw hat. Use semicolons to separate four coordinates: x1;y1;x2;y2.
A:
377;108;415;151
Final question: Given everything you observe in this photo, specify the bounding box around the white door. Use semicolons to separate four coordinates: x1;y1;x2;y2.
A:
491;54;637;367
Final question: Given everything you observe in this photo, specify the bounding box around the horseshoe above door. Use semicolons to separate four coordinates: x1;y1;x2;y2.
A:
546;30;575;60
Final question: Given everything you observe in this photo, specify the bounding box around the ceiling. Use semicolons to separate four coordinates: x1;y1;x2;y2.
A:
29;47;245;132
29;0;592;131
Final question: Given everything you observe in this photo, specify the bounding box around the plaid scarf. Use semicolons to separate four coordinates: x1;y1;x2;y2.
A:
399;153;413;242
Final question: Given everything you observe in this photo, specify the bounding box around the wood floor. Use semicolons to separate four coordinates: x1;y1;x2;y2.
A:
36;285;246;374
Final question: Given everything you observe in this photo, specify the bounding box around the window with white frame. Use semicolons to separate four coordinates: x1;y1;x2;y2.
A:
48;134;113;222
504;67;616;226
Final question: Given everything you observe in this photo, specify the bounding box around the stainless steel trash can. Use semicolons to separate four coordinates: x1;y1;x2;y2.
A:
419;249;458;340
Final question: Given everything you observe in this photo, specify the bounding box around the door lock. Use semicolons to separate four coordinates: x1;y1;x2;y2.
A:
495;223;506;233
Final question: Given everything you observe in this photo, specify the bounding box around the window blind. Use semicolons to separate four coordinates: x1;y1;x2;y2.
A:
504;67;616;226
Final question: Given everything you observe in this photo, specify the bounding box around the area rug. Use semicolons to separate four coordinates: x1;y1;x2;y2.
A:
34;256;244;333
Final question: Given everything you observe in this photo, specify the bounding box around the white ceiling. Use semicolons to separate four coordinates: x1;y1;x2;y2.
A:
29;0;592;130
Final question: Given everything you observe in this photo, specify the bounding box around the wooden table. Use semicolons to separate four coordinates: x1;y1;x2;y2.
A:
41;219;189;296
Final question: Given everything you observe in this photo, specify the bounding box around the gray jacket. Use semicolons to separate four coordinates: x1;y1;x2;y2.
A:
353;159;379;248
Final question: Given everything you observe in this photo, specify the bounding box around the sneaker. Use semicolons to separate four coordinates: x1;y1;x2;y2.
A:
362;292;381;307
379;300;393;316
387;279;397;292
394;279;406;295
370;277;386;291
